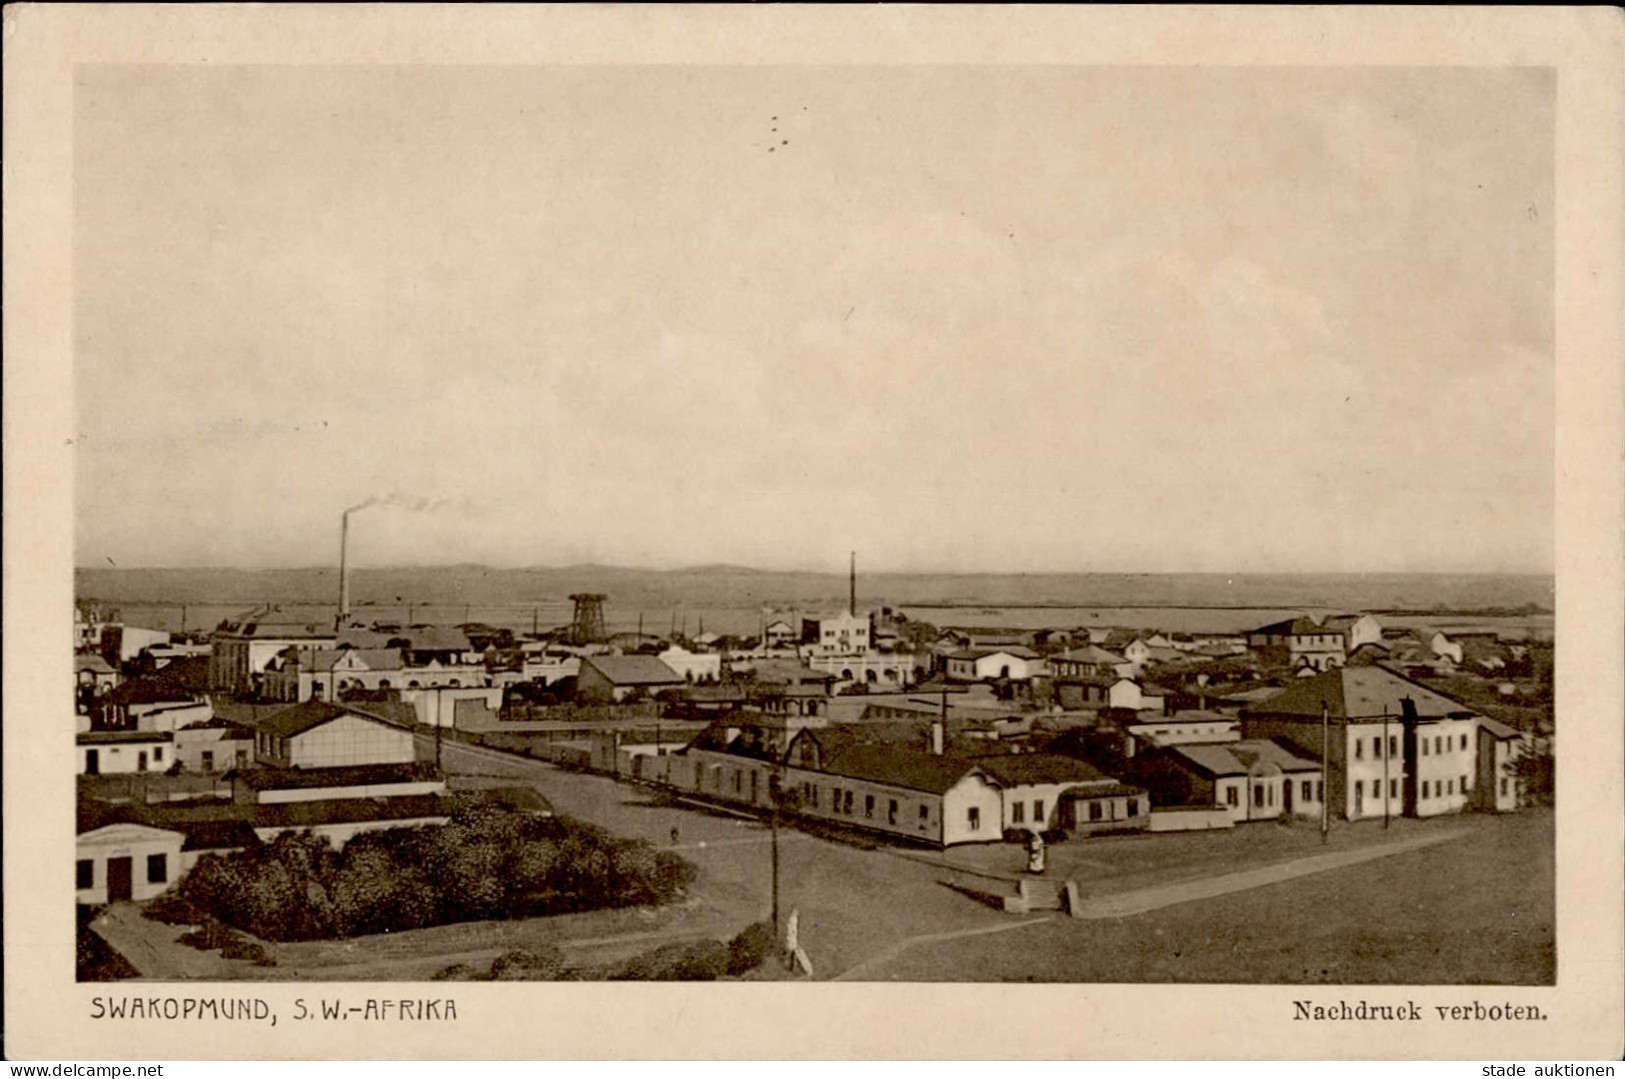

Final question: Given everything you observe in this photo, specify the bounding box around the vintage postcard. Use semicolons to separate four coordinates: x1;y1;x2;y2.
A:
4;4;1622;1061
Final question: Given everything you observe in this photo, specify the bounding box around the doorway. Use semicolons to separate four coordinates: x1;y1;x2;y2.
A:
85;749;99;775
1283;779;1293;814
106;857;133;902
1354;780;1364;817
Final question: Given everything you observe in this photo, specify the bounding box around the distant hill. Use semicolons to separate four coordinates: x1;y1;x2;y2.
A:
74;565;1554;616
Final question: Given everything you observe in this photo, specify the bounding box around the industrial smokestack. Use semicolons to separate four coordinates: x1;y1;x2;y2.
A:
337;510;352;630
849;551;856;617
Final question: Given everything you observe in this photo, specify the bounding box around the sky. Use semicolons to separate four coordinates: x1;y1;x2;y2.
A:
73;65;1555;575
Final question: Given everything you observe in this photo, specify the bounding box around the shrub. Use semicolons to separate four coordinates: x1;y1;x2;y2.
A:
725;921;775;976
488;946;565;981
431;962;486;982
611;939;730;981
164;810;696;942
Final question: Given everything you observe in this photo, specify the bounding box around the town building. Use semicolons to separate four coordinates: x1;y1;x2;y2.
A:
800;611;871;656
249;700;417;769
173;717;256;773
1048;645;1130;681
262;647;408;701
944;647;1043;683
1246;616;1348;671
1128;739;1323;824
75;821;184;905
209;608;338;695
658;645;723;684
77;729;174;775
576;655;685;703
1240;667;1495;821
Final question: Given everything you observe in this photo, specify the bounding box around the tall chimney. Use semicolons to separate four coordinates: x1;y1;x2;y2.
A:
337;510;351;630
849;551;856;617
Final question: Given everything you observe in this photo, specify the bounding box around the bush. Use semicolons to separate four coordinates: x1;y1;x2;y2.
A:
488;946;566;981
164;809;698;942
610;939;730;981
725;921;775;976
431;962;486;981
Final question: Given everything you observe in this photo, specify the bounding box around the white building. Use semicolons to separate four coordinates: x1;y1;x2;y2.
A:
801;612;871;656
78;730;174;775
944;648;1043;682
250;700;416;769
658;645;724;683
76;822;184;904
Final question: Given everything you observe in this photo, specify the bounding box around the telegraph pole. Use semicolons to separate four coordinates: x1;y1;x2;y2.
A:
1382;705;1391;830
1321;700;1330;844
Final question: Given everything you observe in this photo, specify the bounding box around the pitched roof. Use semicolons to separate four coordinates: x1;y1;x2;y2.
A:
975;753;1110;787
1169;739;1320;777
1053;646;1126;665
814;742;986;795
582;654;683;686
106;655;211;705
77;729;173;745
1478;716;1524;740
237;761;441;791
1241;666;1478;722
75;654;116;674
313;647;405;671
252;699;412;739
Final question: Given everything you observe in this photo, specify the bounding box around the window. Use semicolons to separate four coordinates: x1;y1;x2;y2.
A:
1012;802;1026;824
1226;786;1239;807
844;791;854;815
920;804;929;821
1501;777;1509;796
76;860;93;890
146;853;167;884
201;750;214;772
1254;785;1265;808
1460;734;1468;751
1302;780;1312;802
1267;785;1275;807
1435;736;1443;755
1089;801;1103;821
734;771;742;793
1317;781;1324;801
1354;739;1363;761
1422;740;1429;756
1389;736;1398;757
1033;799;1045;823
968;807;981;831
1446;779;1454;795
864;794;875;819
1126;798;1138;817
1373;736;1382;758
888;799;898;825
1390;778;1399;799
153;747;163;763
1421;781;1429;798
235;748;248;768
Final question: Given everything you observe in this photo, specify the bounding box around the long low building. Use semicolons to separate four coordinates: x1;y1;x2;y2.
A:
634;721;1147;848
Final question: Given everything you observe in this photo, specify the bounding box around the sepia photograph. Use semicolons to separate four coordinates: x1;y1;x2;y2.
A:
6;3;1622;1063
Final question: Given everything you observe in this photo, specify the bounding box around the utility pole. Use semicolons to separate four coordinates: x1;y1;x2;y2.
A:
770;772;781;942
1382;705;1391;830
1321;700;1330;845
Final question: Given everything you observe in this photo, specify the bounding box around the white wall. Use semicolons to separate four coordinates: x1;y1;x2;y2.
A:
78;739;172;775
287;714;416;768
76;825;184;904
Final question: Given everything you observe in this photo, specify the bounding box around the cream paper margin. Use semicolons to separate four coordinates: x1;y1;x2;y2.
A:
3;4;1621;1061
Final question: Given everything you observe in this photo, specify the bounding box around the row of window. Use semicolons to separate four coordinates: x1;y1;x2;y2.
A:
1353;731;1470;761
76;854;167;890
1226;780;1324;807
1010;799;1046;825
1348;775;1471;800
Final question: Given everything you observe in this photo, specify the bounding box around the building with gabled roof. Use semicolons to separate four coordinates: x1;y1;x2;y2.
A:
1128;738;1324;824
246;699;417;769
1240;666;1501;821
577;654;685;702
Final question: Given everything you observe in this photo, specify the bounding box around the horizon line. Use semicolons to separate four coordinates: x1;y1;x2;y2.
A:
72;561;1559;580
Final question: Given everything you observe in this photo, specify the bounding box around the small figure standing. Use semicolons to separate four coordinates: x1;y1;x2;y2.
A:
670;825;681;846
1026;830;1047;874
